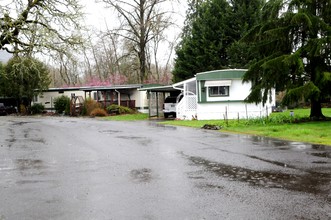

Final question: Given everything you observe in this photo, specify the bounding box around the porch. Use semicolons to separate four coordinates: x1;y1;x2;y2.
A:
173;78;198;120
82;85;141;110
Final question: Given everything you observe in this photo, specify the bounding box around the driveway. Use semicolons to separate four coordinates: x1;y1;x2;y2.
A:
0;116;330;219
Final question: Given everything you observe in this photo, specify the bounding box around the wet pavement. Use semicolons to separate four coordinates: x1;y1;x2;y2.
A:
0;116;330;220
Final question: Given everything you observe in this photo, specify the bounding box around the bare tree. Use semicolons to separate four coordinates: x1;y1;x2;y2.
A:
99;0;177;83
0;0;84;56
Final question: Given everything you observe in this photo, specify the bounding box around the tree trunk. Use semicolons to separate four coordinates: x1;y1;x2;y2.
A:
310;99;325;120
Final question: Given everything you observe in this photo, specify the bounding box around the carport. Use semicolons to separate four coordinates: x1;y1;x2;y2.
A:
138;85;180;118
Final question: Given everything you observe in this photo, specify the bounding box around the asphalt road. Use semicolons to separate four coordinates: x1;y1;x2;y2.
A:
0;116;330;220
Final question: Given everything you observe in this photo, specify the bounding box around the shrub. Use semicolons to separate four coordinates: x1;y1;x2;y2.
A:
82;98;100;116
31;103;45;114
106;104;134;114
90;108;108;117
20;104;27;115
54;95;70;114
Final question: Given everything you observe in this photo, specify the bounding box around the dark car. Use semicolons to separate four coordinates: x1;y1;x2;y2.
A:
0;103;17;116
0;103;7;115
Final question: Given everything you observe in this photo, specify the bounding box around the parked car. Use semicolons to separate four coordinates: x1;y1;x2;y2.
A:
163;93;183;118
0;103;17;116
0;103;6;115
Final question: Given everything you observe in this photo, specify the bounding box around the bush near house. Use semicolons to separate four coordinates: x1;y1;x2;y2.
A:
54;95;70;114
90;108;108;117
30;103;45;114
82;98;100;116
106;104;134;115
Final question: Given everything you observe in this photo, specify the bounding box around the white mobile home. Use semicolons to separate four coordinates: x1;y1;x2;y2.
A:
33;85;150;112
173;69;276;120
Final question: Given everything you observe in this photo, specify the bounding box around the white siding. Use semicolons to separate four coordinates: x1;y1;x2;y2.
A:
33;90;85;110
206;79;251;102
197;78;276;120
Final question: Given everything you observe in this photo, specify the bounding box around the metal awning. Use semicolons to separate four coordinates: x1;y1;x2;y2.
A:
204;80;232;87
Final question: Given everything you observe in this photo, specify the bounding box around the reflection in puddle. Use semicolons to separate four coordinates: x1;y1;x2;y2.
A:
185;155;331;195
130;168;153;183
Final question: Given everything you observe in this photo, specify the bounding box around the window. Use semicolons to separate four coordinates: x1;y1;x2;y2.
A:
209;86;229;97
33;95;38;102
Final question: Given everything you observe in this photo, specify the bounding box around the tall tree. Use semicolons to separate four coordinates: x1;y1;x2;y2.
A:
227;0;265;68
172;0;264;82
99;0;175;83
242;0;331;119
173;0;231;82
0;0;84;56
2;57;51;107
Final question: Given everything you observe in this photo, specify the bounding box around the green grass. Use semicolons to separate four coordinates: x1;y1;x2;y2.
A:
161;108;331;146
104;113;149;121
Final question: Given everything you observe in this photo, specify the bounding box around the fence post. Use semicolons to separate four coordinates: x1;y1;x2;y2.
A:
245;104;248;120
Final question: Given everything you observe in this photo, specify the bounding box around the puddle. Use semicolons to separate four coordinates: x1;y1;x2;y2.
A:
246;155;296;169
312;161;329;164
196;183;224;190
31;138;46;144
16;180;53;185
116;136;152;146
185;155;331;194
130;168;153;183
16;159;44;170
99;130;122;134
116;136;144;140
11;121;32;126
310;152;331;159
312;145;327;150
147;122;177;130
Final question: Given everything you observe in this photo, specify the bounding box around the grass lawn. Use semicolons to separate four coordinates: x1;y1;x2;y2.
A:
161;108;331;146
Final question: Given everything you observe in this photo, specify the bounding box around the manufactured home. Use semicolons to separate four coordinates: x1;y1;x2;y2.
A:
142;69;276;120
33;85;150;112
173;69;276;120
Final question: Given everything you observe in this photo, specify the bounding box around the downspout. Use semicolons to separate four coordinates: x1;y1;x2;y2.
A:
115;89;121;106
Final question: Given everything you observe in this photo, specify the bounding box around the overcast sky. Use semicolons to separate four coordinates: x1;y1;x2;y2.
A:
0;51;12;63
81;0;187;34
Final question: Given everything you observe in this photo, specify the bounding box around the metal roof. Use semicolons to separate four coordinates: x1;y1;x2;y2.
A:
80;84;142;91
138;85;178;92
196;69;247;81
42;84;143;92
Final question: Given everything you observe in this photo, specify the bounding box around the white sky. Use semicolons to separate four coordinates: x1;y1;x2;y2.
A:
80;0;187;36
79;0;188;65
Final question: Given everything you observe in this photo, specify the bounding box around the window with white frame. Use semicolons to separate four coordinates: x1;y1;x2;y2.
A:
205;80;231;97
208;86;229;97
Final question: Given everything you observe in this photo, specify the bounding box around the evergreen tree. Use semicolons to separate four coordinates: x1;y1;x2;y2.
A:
242;0;331;119
172;0;264;82
227;0;265;68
